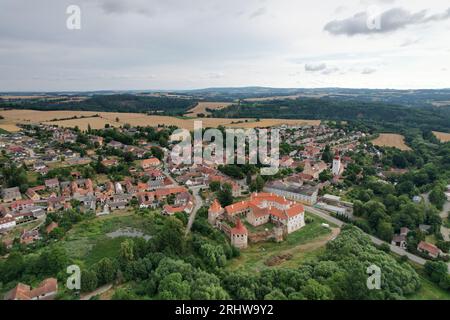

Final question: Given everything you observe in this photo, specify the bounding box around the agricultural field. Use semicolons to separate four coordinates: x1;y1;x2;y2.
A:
184;102;232;117
225;214;337;272
0;109;320;131
371;133;412;151
433;131;450;143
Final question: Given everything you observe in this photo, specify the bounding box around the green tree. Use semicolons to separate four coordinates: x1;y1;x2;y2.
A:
218;183;233;207
95;258;117;285
81;269;98;293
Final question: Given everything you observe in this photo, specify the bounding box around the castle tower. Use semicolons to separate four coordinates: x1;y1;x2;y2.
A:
208;199;224;226
332;151;341;176
230;218;248;249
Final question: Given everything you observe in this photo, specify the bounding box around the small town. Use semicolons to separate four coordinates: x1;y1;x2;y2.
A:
0;119;449;300
1;0;450;308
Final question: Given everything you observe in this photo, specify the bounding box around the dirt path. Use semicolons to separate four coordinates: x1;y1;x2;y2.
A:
285;227;340;255
80;284;112;300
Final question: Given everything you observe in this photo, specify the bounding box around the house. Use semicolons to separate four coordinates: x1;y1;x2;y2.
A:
141;157;161;170
417;241;442;258
107;140;123;149
2;187;22;203
391;234;407;249
264;180;319;205
45;178;60;190
102;159;119;167
4;278;58;300
0;216;16;230
20;229;40;245
11;199;34;212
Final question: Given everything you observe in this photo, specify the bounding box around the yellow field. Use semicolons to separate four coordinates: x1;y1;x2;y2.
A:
433;131;450;143
372;133;411;151
0;109;320;131
185;102;232;116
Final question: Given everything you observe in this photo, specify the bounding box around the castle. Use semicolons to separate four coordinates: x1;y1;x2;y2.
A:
208;192;305;249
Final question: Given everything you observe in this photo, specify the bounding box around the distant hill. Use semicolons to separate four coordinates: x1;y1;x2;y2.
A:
210;97;450;133
0;94;197;116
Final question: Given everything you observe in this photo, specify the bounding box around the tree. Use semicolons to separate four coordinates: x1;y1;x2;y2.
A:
112;288;138;300
429;185;446;210
255;175;265;192
218;183;233;207
376;220;394;242
321;145;333;163
95;258;117;285
209;181;221;192
158;273;191;300
319;169;333;182
264;289;287;300
302;279;333;300
0;242;7;256
155;217;185;255
119;239;135;268
151;146;164;160
81;269;98;293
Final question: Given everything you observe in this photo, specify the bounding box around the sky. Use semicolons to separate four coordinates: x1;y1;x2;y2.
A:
0;0;449;91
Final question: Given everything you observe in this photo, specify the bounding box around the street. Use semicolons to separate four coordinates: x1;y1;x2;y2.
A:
185;186;205;236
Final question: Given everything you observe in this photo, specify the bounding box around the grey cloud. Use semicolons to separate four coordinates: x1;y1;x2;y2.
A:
97;0;156;16
324;7;450;36
305;63;327;72
249;7;267;19
321;67;339;75
362;68;377;74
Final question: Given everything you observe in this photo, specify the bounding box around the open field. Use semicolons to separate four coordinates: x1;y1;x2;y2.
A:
0;109;320;131
433;131;450;143
185;102;232;116
371;133;411;151
225;213;336;272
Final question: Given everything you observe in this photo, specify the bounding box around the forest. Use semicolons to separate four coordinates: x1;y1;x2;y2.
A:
0;94;197;116
211;98;450;133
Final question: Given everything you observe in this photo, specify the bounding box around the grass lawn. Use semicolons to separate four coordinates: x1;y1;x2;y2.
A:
403;261;450;300
226;213;335;272
408;276;450;300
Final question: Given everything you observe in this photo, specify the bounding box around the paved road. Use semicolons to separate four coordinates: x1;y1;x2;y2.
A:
185;186;204;236
305;205;450;274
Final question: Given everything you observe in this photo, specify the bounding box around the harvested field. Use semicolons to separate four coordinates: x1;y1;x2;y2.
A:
185;102;232;116
433;131;450;143
372;133;411;151
0;109;320;131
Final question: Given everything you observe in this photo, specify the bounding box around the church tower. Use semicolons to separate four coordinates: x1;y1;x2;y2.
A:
332;151;341;176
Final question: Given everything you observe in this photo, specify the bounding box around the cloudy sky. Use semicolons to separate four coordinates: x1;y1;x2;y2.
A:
1;0;449;91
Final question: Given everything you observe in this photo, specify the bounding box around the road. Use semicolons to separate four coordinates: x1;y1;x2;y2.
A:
185;186;204;236
305;205;450;274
